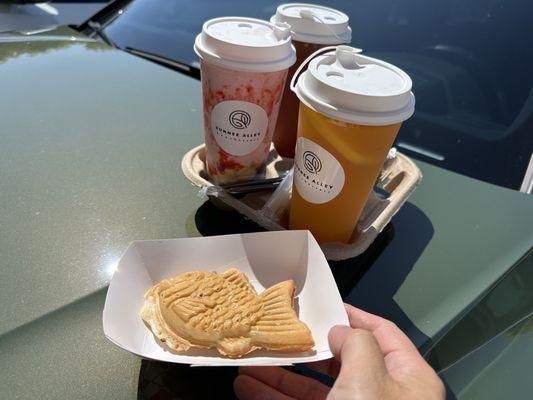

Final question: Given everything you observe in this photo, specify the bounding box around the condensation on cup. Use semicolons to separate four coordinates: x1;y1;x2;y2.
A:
194;17;296;184
270;3;352;157
289;46;415;244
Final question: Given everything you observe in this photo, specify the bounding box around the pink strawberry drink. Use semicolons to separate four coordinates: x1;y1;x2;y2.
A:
194;17;296;184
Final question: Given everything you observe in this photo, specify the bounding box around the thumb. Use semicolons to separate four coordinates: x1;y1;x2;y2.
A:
327;325;388;397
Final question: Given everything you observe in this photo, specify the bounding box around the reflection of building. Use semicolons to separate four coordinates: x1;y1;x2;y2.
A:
0;27;109;66
0;2;107;32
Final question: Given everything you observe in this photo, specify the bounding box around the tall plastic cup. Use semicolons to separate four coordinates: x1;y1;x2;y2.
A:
194;17;296;184
289;46;415;244
270;4;351;157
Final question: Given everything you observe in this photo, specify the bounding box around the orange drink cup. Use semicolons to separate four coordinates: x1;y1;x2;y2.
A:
289;46;415;244
270;4;352;157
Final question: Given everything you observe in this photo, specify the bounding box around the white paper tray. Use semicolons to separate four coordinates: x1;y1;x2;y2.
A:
103;231;348;366
182;144;422;261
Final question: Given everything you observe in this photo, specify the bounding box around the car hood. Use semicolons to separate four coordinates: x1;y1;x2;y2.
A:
1;26;532;400
0;26;203;336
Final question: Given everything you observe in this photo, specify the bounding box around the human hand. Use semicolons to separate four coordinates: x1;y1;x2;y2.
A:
234;304;444;400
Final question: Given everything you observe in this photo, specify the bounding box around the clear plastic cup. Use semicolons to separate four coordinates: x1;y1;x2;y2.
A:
194;17;296;184
270;4;352;157
289;46;415;244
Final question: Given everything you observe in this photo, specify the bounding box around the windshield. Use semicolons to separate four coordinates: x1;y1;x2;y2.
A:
0;0;109;33
96;0;533;190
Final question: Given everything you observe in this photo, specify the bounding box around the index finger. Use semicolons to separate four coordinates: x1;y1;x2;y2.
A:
344;304;429;375
344;305;417;353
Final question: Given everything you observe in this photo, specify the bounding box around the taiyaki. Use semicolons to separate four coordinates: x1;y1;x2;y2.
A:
140;268;314;357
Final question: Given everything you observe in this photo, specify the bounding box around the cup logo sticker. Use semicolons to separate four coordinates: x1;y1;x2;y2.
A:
294;137;345;204
303;151;322;174
229;110;251;129
211;100;269;156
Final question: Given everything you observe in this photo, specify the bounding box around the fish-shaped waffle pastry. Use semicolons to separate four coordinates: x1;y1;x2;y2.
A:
140;268;314;357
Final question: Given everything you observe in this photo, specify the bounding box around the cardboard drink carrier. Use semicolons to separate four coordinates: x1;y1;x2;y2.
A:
182;144;422;260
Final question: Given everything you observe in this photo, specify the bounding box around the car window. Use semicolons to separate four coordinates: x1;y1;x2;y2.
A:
98;0;533;190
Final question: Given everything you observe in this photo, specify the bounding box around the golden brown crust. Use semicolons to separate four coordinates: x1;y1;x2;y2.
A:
141;269;314;357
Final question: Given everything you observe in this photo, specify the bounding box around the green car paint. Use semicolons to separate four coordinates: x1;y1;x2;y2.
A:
0;27;532;399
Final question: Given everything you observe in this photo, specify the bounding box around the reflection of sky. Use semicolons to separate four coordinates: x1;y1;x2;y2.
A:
34;3;59;16
102;256;120;281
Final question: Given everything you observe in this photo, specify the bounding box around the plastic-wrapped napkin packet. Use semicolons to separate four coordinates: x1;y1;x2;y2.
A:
103;230;348;366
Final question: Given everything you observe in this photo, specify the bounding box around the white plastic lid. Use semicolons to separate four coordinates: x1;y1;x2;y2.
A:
270;3;351;44
292;46;415;126
194;17;296;73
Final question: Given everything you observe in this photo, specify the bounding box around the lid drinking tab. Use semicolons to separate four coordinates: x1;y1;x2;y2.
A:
270;3;352;44
334;45;362;69
272;21;292;41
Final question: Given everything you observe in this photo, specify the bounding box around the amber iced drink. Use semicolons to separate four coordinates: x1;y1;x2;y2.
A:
289;46;415;244
270;3;352;157
194;17;296;184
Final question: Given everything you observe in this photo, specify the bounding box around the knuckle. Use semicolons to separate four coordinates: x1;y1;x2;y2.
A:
422;369;445;399
383;320;399;331
303;384;328;400
432;375;446;399
278;370;293;391
344;328;374;346
350;328;372;337
352;328;373;339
